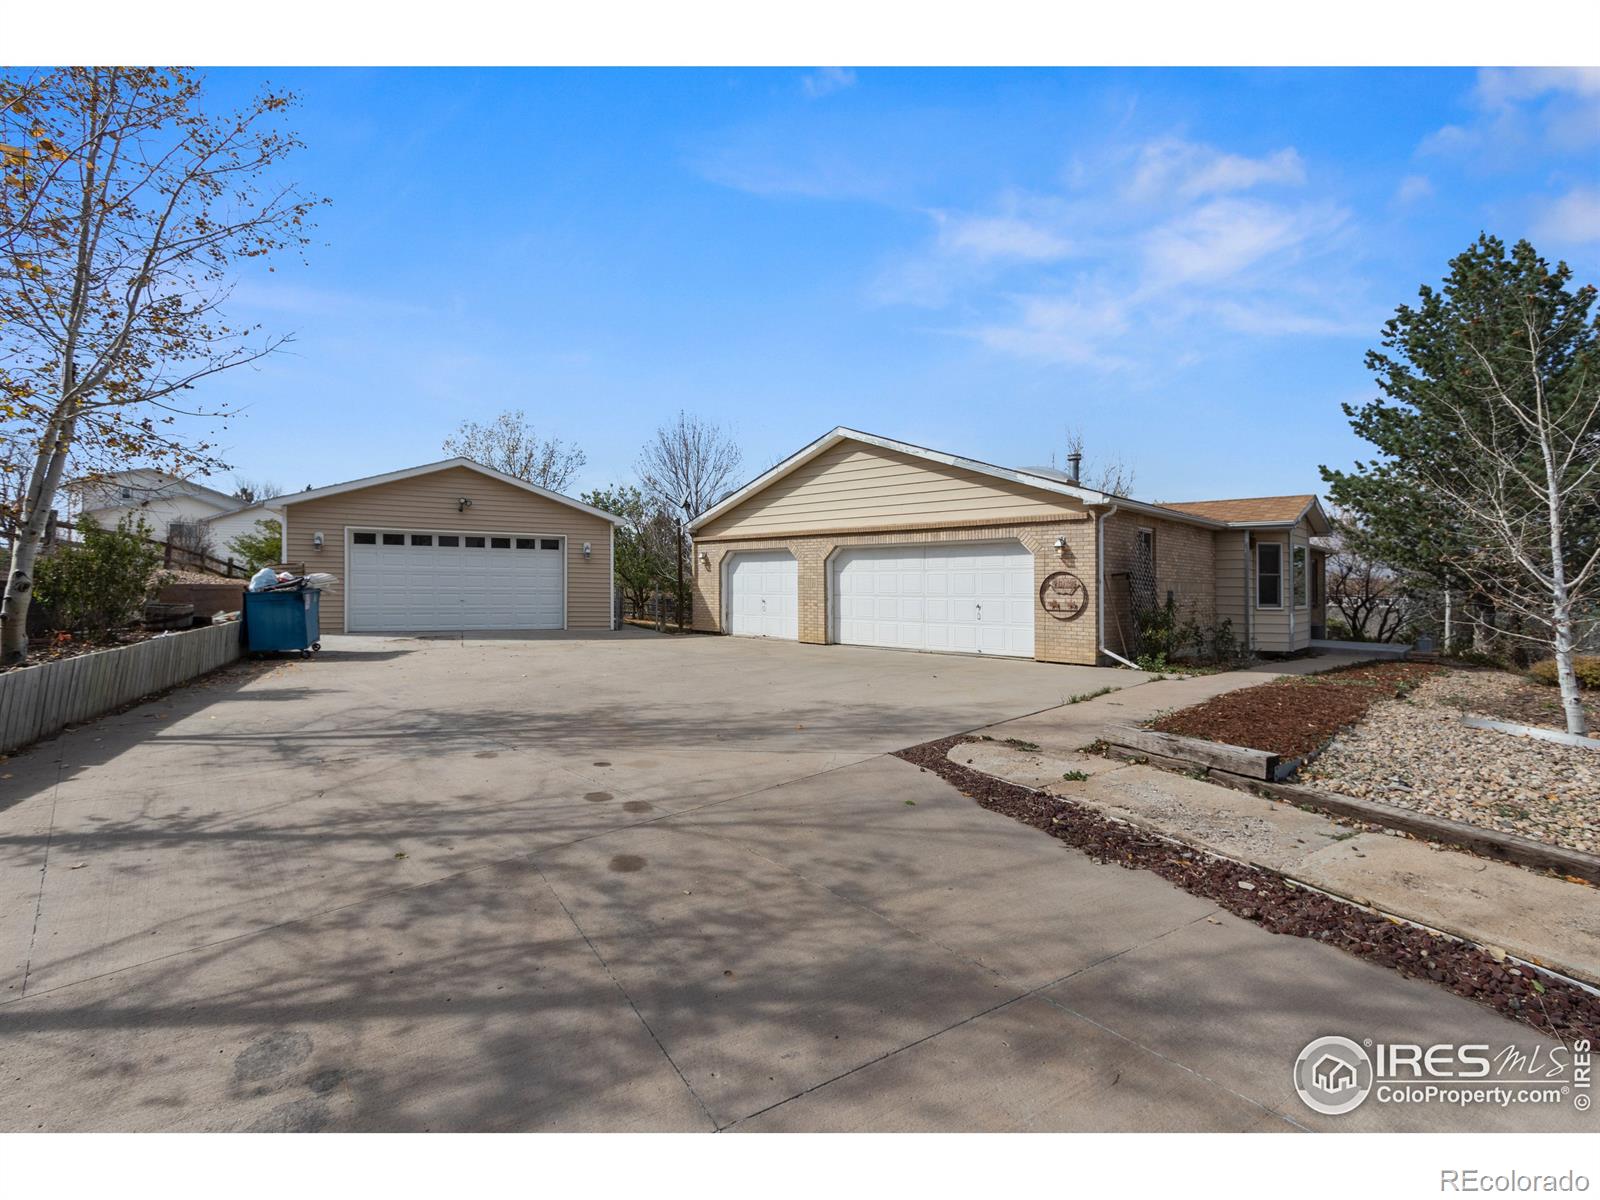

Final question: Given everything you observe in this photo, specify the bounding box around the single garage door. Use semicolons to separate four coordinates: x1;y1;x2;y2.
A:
347;530;564;632
833;542;1035;658
726;550;798;640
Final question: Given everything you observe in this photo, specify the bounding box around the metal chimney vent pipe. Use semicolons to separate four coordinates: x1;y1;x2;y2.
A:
1067;451;1082;484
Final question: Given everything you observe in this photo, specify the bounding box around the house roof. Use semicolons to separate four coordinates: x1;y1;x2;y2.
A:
267;457;625;525
200;501;278;524
71;468;240;511
1162;494;1330;532
689;427;1233;533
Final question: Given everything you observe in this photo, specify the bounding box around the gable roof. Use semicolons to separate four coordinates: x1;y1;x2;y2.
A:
688;427;1235;534
71;468;239;510
1162;494;1330;532
266;457;624;525
200;500;279;524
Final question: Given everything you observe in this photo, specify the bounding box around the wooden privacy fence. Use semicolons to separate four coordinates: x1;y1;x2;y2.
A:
0;621;243;755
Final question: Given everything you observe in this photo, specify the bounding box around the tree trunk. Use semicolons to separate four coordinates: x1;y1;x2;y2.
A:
1;412;75;666
1550;601;1588;736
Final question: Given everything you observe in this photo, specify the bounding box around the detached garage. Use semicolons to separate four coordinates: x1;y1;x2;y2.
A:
270;458;621;635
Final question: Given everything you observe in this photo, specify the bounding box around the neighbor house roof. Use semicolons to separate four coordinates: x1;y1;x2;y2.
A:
688;427;1231;533
1162;494;1330;532
70;468;240;511
200;500;278;524
267;457;625;525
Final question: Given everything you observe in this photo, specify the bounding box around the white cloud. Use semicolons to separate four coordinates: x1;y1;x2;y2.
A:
934;212;1073;262
1475;67;1600;108
1536;186;1600;244
1421;67;1600;160
1205;299;1368;338
1394;174;1433;205
802;68;856;99
971;292;1131;367
1129;138;1305;201
1143;197;1345;288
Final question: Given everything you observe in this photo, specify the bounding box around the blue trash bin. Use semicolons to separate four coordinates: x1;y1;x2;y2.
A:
243;587;322;656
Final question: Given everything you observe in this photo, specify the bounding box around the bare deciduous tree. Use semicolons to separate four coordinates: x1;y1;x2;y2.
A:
231;476;284;504
637;410;744;519
1323;518;1414;642
1;67;323;664
443;409;586;492
1058;425;1136;496
637;411;743;631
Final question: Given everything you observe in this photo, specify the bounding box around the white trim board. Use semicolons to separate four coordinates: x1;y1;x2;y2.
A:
687;427;1235;535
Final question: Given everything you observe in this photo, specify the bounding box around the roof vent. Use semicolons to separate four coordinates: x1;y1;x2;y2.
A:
1066;452;1082;484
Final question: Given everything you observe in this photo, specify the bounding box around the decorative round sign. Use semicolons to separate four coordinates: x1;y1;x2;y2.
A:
1039;571;1088;621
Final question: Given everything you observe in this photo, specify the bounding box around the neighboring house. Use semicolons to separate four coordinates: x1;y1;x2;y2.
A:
69;468;277;557
268;457;622;634
686;427;1330;666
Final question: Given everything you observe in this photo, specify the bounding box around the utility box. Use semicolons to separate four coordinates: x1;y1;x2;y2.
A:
243;588;322;656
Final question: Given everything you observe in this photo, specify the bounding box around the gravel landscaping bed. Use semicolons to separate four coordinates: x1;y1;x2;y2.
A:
1301;671;1599;856
895;734;1599;1044
1150;661;1444;758
1431;669;1575;732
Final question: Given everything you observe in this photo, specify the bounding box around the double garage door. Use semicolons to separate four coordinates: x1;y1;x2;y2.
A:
725;542;1034;658
348;529;564;632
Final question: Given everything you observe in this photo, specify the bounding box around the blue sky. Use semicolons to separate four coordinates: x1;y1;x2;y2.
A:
199;67;1600;504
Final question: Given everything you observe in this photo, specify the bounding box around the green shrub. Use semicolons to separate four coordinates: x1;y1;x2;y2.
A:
1527;656;1600;689
1208;617;1239;663
227;517;282;571
34;515;165;638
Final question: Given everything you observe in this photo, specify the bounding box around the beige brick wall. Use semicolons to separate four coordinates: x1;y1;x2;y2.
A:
690;516;1102;665
1101;511;1217;660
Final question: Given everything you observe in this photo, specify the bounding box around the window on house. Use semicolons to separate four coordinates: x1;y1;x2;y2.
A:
1310;553;1323;608
438;535;459;547
381;533;404;546
353;532;377;545
465;536;485;548
1257;543;1283;607
515;538;537;550
540;538;560;550
490;536;511;549
1292;546;1307;607
120;487;133;500
1136;527;1155;565
411;534;433;546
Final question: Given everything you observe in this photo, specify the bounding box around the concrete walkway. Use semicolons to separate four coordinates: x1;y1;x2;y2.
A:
0;636;1589;1131
978;650;1375;756
964;655;1600;986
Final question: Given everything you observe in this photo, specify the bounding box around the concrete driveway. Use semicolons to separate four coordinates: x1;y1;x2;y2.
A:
0;631;1585;1131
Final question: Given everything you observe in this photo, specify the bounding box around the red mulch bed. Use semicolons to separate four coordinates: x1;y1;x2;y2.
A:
893;734;1599;1045
1150;661;1446;758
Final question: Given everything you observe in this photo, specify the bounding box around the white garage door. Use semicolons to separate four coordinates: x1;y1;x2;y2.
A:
347;530;564;632
726;551;798;640
833;542;1035;658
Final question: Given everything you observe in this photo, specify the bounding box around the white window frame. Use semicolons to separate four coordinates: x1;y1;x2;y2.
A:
1256;542;1283;609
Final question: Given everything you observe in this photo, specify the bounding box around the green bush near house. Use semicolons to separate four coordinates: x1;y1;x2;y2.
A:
228;517;283;571
1527;656;1600;689
34;515;166;638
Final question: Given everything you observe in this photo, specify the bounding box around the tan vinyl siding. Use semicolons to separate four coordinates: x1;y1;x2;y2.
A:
1250;517;1315;652
1214;530;1249;643
279;466;614;634
696;441;1083;539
